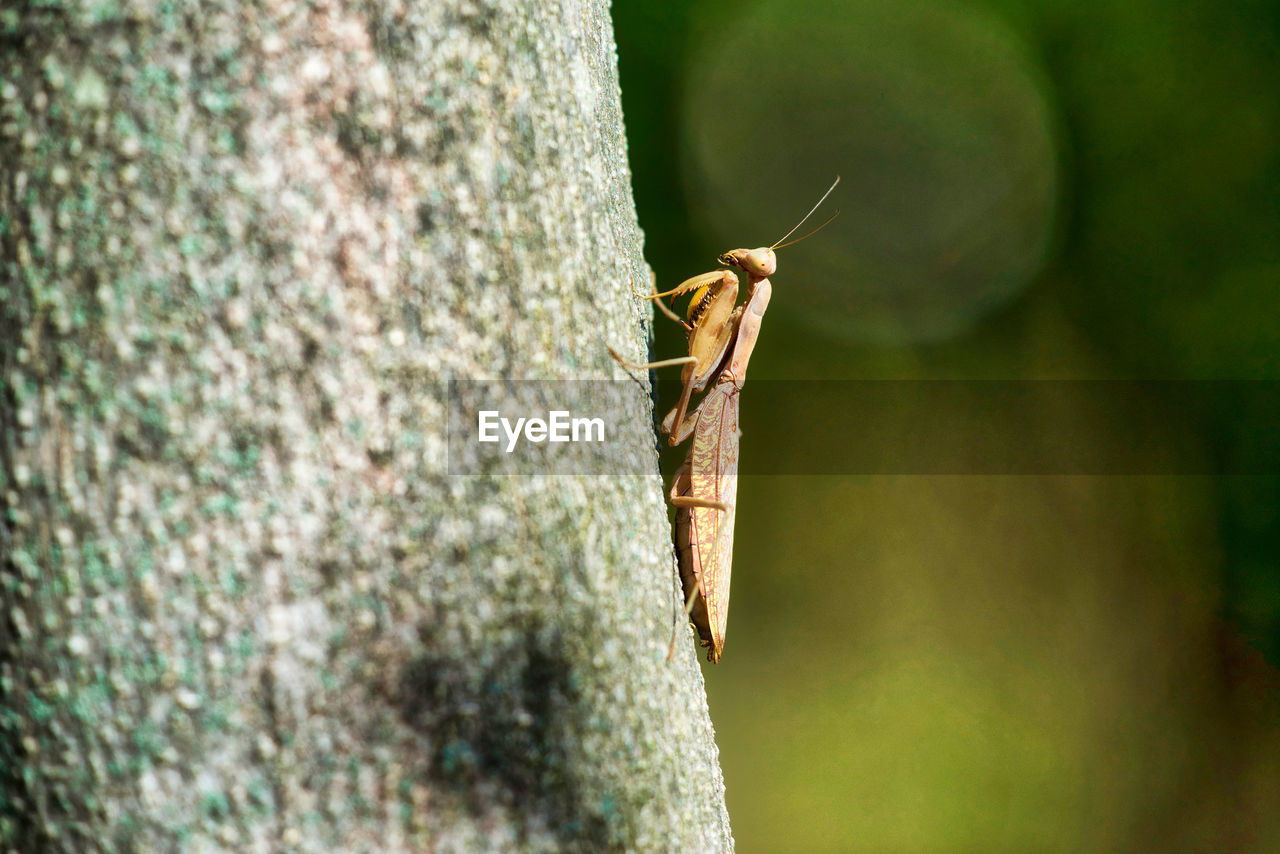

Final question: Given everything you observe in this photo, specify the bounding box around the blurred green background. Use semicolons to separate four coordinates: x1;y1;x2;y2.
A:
613;0;1280;850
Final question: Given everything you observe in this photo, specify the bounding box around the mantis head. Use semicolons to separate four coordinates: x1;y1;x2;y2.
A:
718;247;777;278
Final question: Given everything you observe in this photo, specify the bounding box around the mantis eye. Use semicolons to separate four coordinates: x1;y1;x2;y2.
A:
746;249;776;276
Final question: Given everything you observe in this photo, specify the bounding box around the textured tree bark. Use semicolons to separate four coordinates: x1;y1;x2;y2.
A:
0;1;732;851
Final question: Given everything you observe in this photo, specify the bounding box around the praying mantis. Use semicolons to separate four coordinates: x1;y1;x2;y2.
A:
613;177;840;662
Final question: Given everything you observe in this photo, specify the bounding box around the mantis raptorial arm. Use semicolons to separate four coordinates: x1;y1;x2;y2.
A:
630;272;686;325
646;270;730;301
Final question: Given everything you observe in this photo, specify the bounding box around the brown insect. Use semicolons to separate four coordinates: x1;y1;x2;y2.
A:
612;177;840;662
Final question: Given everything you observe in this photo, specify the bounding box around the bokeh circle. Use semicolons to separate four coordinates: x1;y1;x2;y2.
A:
683;0;1059;344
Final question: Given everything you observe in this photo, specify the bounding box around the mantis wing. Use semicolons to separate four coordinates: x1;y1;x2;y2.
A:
673;383;740;663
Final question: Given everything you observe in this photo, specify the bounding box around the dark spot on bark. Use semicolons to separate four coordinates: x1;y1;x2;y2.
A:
335;112;380;162
317;559;339;587
400;302;421;335
300;334;319;365
416;202;435;234
430;125;457;167
398;625;611;850
456;4;497;38
110;819;141;853
366;12;413;64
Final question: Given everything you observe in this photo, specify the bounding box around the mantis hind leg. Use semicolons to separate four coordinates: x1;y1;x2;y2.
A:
607;347;695;372
671;495;728;512
661;373;698;444
667;581;702;661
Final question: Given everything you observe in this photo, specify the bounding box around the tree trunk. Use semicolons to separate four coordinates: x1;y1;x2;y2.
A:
0;1;732;851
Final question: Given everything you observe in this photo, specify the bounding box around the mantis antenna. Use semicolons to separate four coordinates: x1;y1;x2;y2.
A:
772;209;840;251
770;175;841;250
